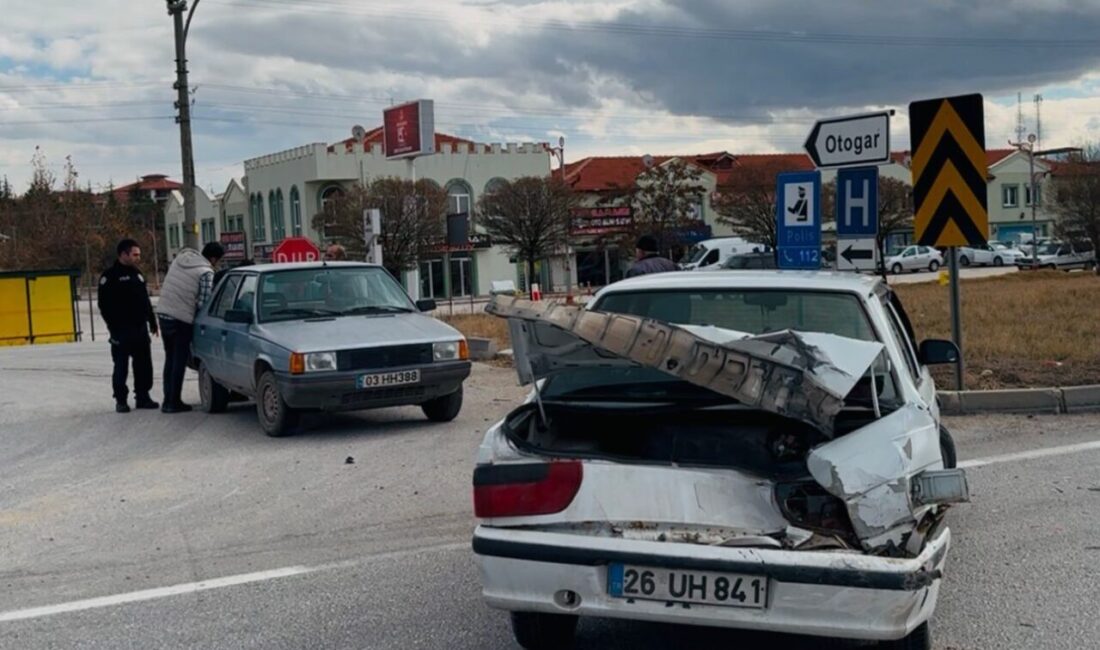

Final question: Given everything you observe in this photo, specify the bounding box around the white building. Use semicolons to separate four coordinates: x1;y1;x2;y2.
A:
163;187;220;260
241;127;552;298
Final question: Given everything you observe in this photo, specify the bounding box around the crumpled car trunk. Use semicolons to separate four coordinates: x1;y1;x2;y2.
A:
485;296;968;555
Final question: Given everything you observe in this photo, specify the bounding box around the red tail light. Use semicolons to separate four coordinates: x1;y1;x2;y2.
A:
473;461;583;518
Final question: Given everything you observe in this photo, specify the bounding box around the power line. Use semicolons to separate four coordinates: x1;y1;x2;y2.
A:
0;115;174;127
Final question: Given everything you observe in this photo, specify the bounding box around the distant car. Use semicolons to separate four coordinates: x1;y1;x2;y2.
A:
883;245;943;274
1016;241;1098;271
955;245;1000;267
989;242;1028;263
721;251;777;270
191;262;471;436
680;238;769;271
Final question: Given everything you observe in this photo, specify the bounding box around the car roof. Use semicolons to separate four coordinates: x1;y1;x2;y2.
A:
229;261;383;273
598;270;884;294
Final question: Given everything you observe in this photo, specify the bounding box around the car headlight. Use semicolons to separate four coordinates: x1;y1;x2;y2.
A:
304;351;337;372
434;340;468;361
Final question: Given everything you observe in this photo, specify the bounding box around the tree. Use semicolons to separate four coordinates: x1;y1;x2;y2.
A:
822;176;913;264
603;159;707;258
478;176;577;292
1050;144;1100;275
713;158;789;251
313;177;447;278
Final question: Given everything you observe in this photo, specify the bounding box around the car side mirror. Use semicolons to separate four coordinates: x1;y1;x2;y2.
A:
919;339;960;365
224;309;253;324
415;299;437;312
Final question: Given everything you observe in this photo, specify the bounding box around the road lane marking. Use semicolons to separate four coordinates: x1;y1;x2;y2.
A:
0;541;468;624
960;439;1100;469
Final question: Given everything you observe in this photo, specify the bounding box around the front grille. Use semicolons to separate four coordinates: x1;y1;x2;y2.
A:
337;344;432;371
340;386;426;405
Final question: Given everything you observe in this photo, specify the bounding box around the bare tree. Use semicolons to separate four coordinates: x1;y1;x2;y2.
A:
1050;144;1100;275
713;158;789;251
478;177;577;292
602;159;707;258
313;177;446;277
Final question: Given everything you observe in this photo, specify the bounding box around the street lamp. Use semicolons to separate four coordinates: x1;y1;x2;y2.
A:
548;136;575;303
167;0;200;250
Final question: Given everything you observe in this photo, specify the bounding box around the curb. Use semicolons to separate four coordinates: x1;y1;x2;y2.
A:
938;385;1100;416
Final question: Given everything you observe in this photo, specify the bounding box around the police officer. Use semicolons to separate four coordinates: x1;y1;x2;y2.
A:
98;239;159;413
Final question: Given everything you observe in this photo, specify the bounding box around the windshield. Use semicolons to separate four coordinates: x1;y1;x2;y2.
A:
887;246;905;257
258;267;415;323
1038;243;1062;256
683;244;709;264
546;289;898;406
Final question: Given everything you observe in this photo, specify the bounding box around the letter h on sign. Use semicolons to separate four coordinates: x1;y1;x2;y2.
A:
836;166;878;238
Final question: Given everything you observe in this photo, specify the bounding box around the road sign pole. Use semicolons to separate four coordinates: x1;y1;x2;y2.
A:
948;247;964;390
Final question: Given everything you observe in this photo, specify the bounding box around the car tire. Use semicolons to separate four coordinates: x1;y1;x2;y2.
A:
993;256;1003;267
199;362;230;414
421;385;463;422
510;612;578;650
939;425;957;469
891;263;904;275
958;255;970;267
928;260;940;272
879;622;931;650
256;370;299;437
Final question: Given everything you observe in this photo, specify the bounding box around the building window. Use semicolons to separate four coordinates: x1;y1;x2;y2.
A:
446;180;472;216
1025;184;1042;206
449;253;473;297
1002;184;1019;208
419;259;445;299
290;186;302;236
270;189;286;242
253;193;267;242
168;224;180;249
201;219;216;244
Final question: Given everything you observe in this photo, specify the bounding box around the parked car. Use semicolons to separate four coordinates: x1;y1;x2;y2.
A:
989;242;1028;263
883;245;943;274
955;244;1001;267
1016;241;1098;271
476;272;968;650
192;262;471;436
721;251;777;270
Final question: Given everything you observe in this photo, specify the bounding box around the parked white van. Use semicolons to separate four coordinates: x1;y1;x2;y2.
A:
680;238;770;271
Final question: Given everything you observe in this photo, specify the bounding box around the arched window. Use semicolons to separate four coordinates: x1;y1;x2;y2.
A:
445;179;473;216
484;177;508;196
271;189;285;241
319;184;345;216
290;186;302;236
252;193;267;242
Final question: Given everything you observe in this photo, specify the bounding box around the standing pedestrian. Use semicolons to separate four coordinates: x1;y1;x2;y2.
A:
98;239;159;413
325;243;347;261
155;242;224;413
625;234;678;278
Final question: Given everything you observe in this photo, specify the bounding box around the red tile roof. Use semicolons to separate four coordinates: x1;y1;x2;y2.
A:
112;174;182;194
563;152;817;191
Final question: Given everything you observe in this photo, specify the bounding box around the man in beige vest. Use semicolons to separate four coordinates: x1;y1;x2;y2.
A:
155;242;224;413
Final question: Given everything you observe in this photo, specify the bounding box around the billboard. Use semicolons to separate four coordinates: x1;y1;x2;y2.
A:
571;206;633;236
219;231;246;261
383;100;435;159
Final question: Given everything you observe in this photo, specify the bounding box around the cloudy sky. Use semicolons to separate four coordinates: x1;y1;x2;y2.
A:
3;0;1100;193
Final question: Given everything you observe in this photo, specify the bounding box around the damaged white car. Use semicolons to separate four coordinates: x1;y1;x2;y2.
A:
472;272;969;649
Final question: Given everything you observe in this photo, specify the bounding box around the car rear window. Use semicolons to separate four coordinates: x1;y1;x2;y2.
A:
595;289;876;341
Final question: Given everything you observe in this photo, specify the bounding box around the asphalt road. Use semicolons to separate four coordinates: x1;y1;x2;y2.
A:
2;341;1098;649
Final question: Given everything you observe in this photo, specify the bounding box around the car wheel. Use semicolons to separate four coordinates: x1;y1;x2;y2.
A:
199;362;230;414
993;256;1003;267
939;425;957;469
891;263;904;275
510;612;578;650
256;370;299;437
928;260;940;272
958;255;970;267
421;385;463;422
879;622;931;650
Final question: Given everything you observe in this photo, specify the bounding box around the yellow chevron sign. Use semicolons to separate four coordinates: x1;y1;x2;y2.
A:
909;94;989;248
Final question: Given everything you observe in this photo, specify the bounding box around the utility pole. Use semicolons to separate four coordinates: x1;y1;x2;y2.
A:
549;136;574;304
168;0;200;250
1009;134;1040;260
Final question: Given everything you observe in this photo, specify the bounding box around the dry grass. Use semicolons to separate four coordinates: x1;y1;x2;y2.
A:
894;271;1100;389
442;271;1100;388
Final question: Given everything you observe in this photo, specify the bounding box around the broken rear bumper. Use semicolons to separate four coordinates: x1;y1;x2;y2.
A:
473;524;951;641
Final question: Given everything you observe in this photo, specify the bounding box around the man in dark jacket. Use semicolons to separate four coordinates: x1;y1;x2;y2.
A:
98;239;159;413
626;234;678;278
